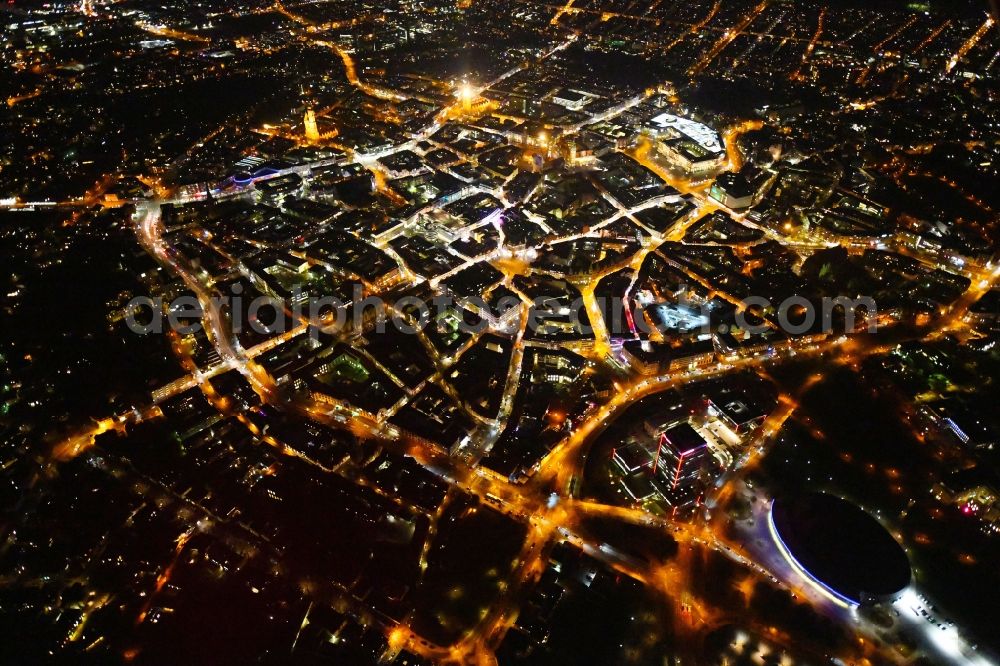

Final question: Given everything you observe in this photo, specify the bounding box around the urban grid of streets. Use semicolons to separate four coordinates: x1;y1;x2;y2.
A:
20;1;1000;664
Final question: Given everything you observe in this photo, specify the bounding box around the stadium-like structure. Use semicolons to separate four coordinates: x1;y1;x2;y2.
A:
769;493;911;606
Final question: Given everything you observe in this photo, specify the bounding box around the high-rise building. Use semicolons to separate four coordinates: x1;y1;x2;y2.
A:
652;422;710;506
304;109;319;142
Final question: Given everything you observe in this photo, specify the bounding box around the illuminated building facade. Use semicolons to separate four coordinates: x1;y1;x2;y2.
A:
652;422;710;507
656;138;725;176
645;112;725;176
304;109;320;142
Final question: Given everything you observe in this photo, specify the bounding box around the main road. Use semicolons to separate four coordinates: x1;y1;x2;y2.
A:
41;20;1000;660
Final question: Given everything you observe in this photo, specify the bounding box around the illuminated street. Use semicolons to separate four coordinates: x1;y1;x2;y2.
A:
2;0;1000;663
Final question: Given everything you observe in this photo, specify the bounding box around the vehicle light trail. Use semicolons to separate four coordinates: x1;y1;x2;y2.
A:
791;7;825;81
687;1;768;77
872;15;917;54
136;529;194;625
661;0;720;54
913;20;951;54
50;406;163;464
945;15;995;74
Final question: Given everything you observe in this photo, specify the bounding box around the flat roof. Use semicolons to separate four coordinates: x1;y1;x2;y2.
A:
553;88;588;102
622;471;657;500
662;422;709;455
613;442;653;473
649;112;722;153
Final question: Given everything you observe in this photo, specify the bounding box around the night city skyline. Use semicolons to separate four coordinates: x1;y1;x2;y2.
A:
1;0;1000;664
